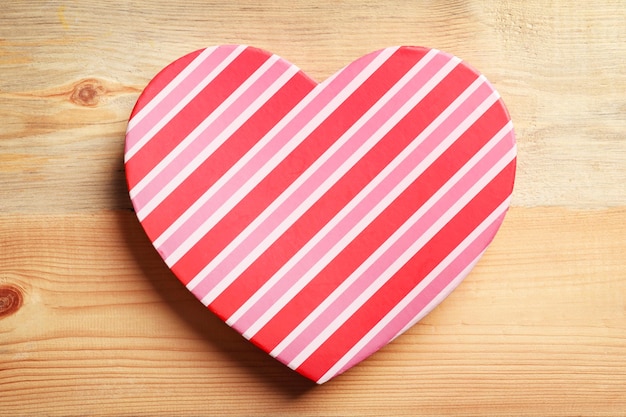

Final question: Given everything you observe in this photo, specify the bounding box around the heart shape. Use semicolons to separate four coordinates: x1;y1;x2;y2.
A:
125;45;516;383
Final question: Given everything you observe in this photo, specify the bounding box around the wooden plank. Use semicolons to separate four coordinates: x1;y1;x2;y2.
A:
0;1;625;213
1;208;625;416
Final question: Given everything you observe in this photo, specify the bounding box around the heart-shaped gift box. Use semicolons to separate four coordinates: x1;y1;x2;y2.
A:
125;45;516;383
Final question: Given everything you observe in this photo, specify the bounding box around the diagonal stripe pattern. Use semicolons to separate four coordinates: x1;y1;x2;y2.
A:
125;45;517;384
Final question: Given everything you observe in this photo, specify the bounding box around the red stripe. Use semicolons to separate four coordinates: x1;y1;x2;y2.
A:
214;62;479;327
296;160;516;381
126;47;269;189
130;49;204;116
171;48;427;288
139;73;316;243
250;100;508;353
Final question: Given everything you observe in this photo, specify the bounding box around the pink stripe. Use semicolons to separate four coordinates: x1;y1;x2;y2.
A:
190;52;451;305
131;58;290;212
275;127;512;364
335;209;507;378
230;80;494;333
126;46;234;152
158;50;384;260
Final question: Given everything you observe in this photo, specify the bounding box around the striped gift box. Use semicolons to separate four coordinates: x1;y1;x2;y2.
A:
125;45;516;383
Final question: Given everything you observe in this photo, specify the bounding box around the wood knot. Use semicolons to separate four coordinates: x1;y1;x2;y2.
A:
70;78;106;107
0;285;23;318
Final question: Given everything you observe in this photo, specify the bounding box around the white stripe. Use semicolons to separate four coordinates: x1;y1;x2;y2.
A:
130;54;282;200
125;45;247;161
166;47;400;270
241;81;497;342
196;49;446;307
287;145;516;369
127;46;217;133
316;218;496;385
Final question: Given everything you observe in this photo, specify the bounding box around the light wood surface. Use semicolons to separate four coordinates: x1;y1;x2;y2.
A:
1;1;625;415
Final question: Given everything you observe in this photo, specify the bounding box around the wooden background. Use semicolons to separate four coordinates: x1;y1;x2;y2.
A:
1;1;625;415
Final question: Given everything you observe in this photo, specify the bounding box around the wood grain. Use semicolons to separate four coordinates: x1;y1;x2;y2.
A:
1;1;625;415
1;209;624;416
